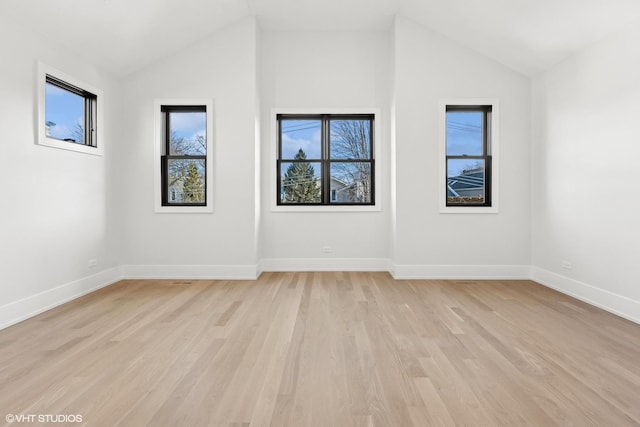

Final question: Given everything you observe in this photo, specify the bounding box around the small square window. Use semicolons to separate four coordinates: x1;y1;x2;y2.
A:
45;76;97;146
37;62;103;155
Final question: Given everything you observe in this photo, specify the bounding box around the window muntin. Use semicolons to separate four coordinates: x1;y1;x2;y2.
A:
445;105;492;206
161;106;207;206
277;114;374;206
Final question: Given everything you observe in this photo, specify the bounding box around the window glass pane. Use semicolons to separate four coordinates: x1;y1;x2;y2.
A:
280;161;321;204
167;158;205;204
45;82;85;144
330;162;372;204
280;119;321;160
447;159;485;204
446;111;482;155
169;111;207;155
330;119;371;159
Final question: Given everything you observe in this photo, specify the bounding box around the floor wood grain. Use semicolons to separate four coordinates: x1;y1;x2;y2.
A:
1;272;639;426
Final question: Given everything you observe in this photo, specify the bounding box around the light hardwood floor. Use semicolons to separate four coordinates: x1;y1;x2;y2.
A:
1;272;639;426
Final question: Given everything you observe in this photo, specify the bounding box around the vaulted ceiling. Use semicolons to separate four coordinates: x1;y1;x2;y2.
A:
2;0;640;77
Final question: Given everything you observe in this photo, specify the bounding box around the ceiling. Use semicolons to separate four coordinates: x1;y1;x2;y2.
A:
2;0;640;77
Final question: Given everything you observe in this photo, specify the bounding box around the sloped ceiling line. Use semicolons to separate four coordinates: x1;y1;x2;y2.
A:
1;0;639;77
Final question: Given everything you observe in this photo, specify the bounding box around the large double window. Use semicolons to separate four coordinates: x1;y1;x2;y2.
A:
277;114;375;206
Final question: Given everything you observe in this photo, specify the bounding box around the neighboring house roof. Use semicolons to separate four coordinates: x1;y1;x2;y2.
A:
447;169;484;197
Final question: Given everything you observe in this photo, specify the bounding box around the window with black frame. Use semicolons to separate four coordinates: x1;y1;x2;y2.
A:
160;105;207;206
45;74;98;148
277;114;374;206
445;105;492;206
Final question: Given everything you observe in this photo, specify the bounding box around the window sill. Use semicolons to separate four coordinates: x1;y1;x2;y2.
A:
439;205;499;214
271;204;381;213
38;137;103;156
155;206;213;214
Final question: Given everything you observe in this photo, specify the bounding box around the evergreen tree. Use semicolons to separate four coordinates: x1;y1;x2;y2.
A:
182;162;204;203
282;149;320;203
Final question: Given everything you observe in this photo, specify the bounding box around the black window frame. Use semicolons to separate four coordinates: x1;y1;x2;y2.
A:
445;105;492;207
277;113;375;206
45;74;98;148
160;105;208;207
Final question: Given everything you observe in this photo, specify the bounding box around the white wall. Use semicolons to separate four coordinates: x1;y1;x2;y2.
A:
259;30;392;270
118;18;260;278
4;11;638;327
392;17;532;278
0;17;121;328
531;19;640;322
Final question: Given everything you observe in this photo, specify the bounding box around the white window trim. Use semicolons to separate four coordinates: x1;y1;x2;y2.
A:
270;107;382;212
153;98;214;213
438;98;499;214
37;62;104;156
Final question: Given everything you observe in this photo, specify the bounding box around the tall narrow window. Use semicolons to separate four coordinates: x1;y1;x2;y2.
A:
277;114;374;206
445;105;492;207
160;105;207;206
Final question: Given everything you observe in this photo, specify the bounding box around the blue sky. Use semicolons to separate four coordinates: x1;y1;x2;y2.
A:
169;111;207;156
281;119;321;159
45;83;84;141
170;111;206;140
280;118;371;159
282;115;484;177
446;111;483;177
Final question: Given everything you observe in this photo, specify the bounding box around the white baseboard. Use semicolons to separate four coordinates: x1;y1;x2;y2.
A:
390;264;531;280
4;263;637;330
531;266;640;324
258;258;391;273
121;264;260;280
0;267;123;330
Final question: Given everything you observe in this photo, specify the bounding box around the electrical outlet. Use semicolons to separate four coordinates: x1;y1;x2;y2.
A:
88;259;98;268
561;260;572;270
321;246;333;254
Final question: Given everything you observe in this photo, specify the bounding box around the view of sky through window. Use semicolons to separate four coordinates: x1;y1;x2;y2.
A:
45;82;84;143
280;119;321;159
446;111;483;176
164;109;207;205
169;111;207;155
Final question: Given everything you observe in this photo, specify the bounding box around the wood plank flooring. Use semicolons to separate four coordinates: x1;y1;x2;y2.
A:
1;272;639;426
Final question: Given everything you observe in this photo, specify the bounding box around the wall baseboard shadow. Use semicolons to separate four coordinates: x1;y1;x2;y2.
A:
258;258;391;274
389;264;531;280
120;264;260;280
531;267;640;325
2;262;638;330
0;267;122;330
